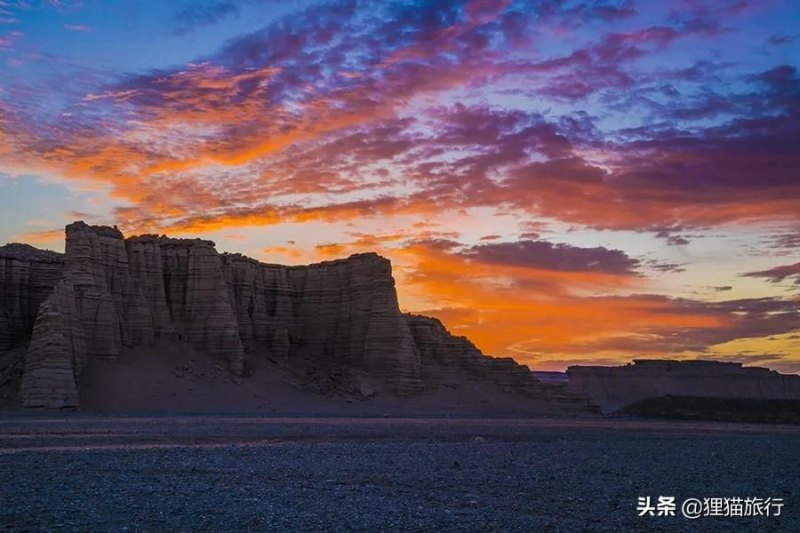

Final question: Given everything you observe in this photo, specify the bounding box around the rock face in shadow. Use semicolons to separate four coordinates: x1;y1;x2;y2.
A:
4;221;593;412
406;314;596;409
19;223;245;407
0;244;64;397
223;253;422;394
567;359;800;414
158;237;244;375
0;244;64;351
19;281;86;408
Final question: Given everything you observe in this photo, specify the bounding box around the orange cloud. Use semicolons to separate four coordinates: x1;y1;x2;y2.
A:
388;240;746;365
16;228;65;247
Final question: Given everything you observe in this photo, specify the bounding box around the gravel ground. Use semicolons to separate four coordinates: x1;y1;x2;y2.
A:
0;416;797;532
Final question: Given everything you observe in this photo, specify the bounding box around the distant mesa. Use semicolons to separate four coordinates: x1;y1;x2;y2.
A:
531;371;569;384
0;221;595;414
567;359;800;416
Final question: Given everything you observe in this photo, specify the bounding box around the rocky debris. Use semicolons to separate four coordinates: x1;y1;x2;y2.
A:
2;418;798;531
359;381;375;398
567;359;800;414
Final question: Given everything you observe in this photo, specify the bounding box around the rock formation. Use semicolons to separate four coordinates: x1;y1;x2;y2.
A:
0;244;64;394
19;281;86;408
567;359;800;414
407;314;593;406
222;252;422;394
1;221;594;411
18;223;247;407
0;244;64;351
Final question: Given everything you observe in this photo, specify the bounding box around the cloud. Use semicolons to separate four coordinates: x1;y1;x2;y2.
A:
171;1;240;36
644;260;686;274
389;238;797;364
744;262;800;284
461;239;640;275
0;0;798;374
0;0;84;26
16;228;65;246
653;228;691;246
528;295;800;359
1;0;797;237
769;231;800;251
767;34;793;46
0;30;22;50
64;24;89;32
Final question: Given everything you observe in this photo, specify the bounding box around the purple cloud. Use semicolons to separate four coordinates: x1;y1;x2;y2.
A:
744;262;800;284
64;24;90;32
461;239;641;275
0;30;22;50
171;1;240;36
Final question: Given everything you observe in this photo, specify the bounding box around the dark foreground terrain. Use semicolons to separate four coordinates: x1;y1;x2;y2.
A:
620;396;800;424
0;416;797;532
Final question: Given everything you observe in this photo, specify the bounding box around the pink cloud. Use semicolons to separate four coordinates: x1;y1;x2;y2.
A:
64;24;90;32
0;30;22;50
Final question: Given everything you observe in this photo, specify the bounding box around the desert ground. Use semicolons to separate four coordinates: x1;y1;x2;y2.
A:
0;415;797;532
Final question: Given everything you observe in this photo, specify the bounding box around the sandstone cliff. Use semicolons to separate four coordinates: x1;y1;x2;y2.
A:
1;221;588;411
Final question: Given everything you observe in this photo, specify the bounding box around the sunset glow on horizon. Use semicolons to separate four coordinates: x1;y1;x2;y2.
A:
1;0;798;372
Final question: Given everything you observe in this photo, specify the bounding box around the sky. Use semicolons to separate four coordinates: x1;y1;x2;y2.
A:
1;0;799;373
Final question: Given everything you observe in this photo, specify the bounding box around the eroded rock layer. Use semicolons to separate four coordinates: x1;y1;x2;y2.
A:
3;221;583;410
